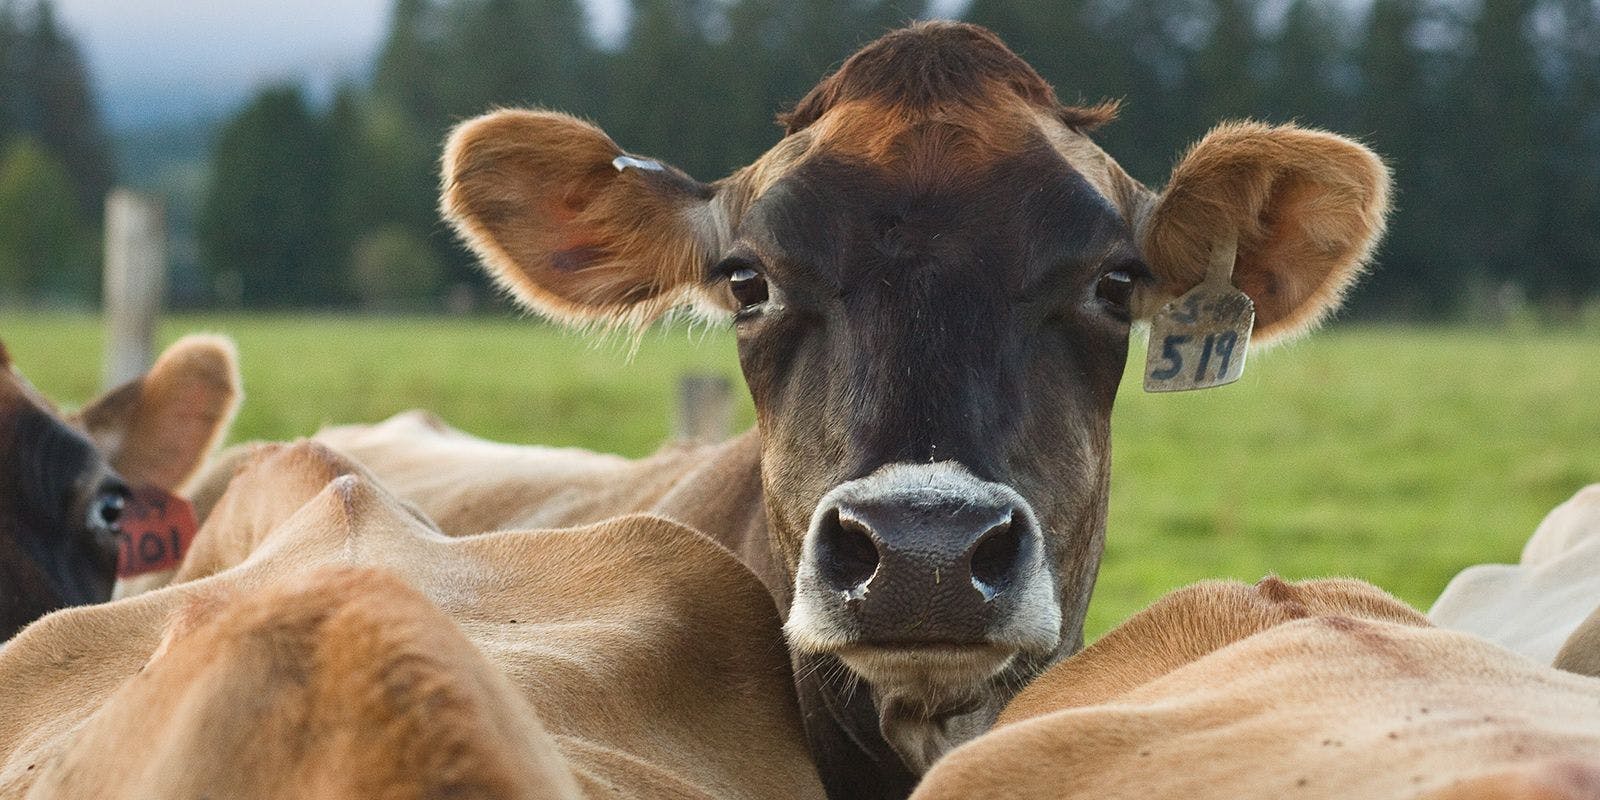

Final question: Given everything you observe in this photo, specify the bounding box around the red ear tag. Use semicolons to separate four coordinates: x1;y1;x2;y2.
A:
115;486;198;578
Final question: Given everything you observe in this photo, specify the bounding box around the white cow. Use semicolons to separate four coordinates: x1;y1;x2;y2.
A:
1430;484;1600;666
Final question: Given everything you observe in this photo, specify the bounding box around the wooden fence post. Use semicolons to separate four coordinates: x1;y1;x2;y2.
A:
101;190;166;389
675;374;734;443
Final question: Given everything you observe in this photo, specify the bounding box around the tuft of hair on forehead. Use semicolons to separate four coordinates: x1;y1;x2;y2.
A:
779;21;1118;136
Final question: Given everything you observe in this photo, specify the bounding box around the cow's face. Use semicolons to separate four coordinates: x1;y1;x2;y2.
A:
0;337;239;639
723;101;1140;767
442;22;1388;771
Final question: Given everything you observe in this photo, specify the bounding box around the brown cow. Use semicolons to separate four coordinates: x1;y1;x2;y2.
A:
0;335;239;638
322;21;1389;795
912;577;1600;800
0;441;824;799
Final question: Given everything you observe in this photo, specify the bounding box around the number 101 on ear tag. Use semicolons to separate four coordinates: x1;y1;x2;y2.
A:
1143;281;1254;392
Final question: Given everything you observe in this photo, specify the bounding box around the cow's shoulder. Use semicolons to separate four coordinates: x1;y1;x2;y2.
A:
999;576;1426;723
453;511;817;794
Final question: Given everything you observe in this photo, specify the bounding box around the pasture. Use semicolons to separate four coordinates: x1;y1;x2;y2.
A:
7;311;1597;637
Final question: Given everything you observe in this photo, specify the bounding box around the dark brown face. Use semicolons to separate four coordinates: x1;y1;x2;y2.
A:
714;119;1143;765
0;383;126;640
0;336;239;641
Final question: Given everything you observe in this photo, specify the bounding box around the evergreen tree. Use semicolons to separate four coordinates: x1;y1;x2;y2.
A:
1264;0;1347;127
372;0;445;131
1087;0;1208;182
0;137;88;303
1457;0;1543;298
198;86;342;308
445;0;593;116
964;0;1110;106
602;0;722;177
20;0;108;215
1187;0;1263;124
1533;0;1600;302
0;0;112;220
351;225;445;310
710;0;913;176
1348;0;1449;315
214;0;1600;314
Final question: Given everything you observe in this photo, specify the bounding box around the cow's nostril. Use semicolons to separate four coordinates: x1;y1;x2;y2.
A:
818;509;880;597
970;513;1022;601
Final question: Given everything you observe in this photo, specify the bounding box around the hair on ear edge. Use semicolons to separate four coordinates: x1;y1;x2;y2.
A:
1147;120;1393;348
439;109;732;335
439;109;623;329
1253;126;1391;346
158;334;245;492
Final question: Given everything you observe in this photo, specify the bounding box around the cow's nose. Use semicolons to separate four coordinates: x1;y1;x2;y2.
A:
811;489;1037;643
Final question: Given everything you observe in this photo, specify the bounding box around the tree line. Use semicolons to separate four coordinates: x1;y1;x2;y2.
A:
214;0;1595;315
974;0;1600;317
3;0;1595;318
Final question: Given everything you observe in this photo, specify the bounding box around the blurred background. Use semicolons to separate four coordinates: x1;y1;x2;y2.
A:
1;0;1597;634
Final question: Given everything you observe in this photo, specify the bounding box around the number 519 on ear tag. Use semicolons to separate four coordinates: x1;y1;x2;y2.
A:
1143;281;1254;392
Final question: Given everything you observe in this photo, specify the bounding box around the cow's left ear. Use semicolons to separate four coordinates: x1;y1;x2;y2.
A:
1134;122;1391;342
74;335;242;492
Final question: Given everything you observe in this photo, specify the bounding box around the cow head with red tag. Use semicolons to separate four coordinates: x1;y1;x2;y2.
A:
0;335;239;639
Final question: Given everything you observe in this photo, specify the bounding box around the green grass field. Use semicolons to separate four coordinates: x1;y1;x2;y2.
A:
6;311;1598;638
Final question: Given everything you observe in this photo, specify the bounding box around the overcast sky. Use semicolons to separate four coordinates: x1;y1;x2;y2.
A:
52;0;626;129
53;0;962;130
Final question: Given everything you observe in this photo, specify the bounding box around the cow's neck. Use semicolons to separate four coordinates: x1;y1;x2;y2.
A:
792;651;921;799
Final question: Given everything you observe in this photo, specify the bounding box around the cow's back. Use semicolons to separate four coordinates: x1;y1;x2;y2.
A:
24;567;583;800
914;578;1600;800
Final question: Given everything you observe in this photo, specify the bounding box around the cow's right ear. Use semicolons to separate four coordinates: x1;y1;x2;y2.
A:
442;110;731;327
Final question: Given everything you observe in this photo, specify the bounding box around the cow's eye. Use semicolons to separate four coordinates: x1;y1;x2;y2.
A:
728;267;769;310
1095;270;1135;316
86;484;128;532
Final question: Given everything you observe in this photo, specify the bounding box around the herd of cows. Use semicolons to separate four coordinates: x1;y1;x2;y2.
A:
3;20;1599;800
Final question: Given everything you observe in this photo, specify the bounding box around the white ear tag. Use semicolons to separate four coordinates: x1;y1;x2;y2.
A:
612;155;665;173
1143;234;1255;393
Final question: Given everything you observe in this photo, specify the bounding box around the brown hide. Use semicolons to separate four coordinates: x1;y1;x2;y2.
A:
304;411;778;592
0;442;823;800
30;567;583;800
912;578;1600;800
